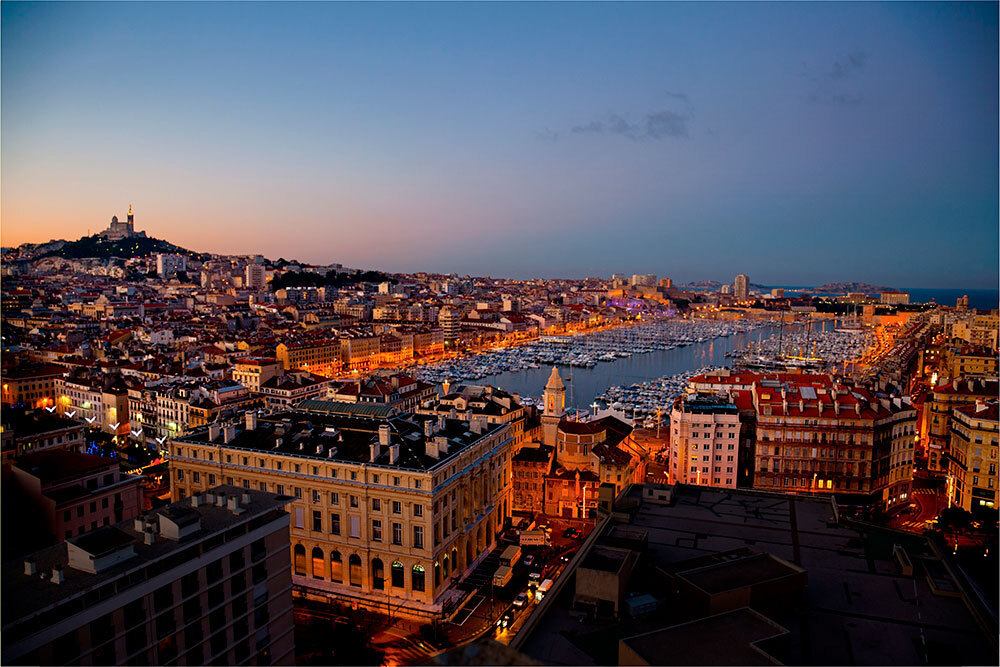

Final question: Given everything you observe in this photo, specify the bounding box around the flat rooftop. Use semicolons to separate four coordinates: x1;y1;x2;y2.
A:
2;486;290;632
519;486;997;666
679;552;802;595
621;607;786;665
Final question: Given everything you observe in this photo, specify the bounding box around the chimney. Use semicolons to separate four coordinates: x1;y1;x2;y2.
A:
976;399;987;413
834;399;840;416
191;494;200;507
437;414;446;430
242;492;251;504
274;438;283;448
227;496;238;511
370;442;380;462
215;493;226;507
298;442;304;451
134;517;146;532
379;424;391;447
327;446;337;458
51;565;64;584
390;443;400;464
435;435;449;457
424;420;434;437
968;380;975;393
144;528;156;545
223;425;236;443
854;402;861;416
24;559;37;576
208;423;220;441
245;411;257;431
471;417;485;434
425;438;439;459
316;445;325;455
798;399;804;412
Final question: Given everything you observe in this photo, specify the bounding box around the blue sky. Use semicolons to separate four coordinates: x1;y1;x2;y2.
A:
2;1;997;287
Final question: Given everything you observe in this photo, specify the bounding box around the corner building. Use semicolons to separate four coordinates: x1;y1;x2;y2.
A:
168;401;513;620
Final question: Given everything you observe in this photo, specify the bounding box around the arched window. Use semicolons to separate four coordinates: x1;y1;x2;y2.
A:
434;561;441;587
293;544;306;576
452;548;458;574
466;540;472;566
442;555;449;577
372;558;385;590
349;554;362;587
391;561;404;588
412;564;425;592
330;551;343;583
311;547;324;579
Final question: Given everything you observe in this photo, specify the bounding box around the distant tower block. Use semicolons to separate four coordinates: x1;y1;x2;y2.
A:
541;366;566;446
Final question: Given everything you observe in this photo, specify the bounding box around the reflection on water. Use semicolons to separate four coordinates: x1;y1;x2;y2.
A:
478;326;778;410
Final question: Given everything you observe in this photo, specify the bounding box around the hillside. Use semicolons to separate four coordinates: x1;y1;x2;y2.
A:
33;234;195;260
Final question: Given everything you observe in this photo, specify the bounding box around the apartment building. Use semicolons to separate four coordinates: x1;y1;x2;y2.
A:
1;408;86;463
943;344;998;380
947;401;998;512
871;397;919;511
275;339;342;375
921;378;998;473
10;450;143;541
668;393;743;488
55;373;131;437
330;373;436;413
260;373;332;410
2;486;294;666
753;378;898;496
1;363;66;410
232;358;284;393
950;311;999;349
168;403;514;620
417;382;533;448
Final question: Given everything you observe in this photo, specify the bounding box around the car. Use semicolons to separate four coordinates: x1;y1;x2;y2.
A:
523;554;535;567
563;527;575;538
497;608;515;630
560;550;576;563
569;528;584;539
528;572;543;587
513;592;528;608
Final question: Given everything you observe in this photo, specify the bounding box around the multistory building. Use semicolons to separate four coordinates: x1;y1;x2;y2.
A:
880;291;910;305
541;367;566;446
1;363;66;410
733;274;749;301
438;306;462;344
947;401;998;512
418;383;533;449
950;311;999;349
332;373;436;413
921;378;998;473
668;393;743;488
156;254;188;279
233;358;284;393
168;404;514;620
55;373;131;438
245;262;266;291
2;486;295;666
1;408;86;463
10;450;143;541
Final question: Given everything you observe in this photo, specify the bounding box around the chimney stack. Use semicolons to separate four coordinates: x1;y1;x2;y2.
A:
191;494;201;507
245;411;257;431
223;425;236;443
370;442;380;463
379;424;391;447
390;443;400;464
424;420;434;437
327;447;337;458
51;565;64;584
208;423;220;441
24;559;36;576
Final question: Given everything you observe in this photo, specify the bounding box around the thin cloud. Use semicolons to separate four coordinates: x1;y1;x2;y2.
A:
568;91;692;142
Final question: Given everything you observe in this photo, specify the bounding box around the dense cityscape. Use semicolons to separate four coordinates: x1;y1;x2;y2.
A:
2;2;998;667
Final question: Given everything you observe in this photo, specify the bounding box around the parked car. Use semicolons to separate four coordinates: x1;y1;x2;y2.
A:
560;550;576;563
528;572;543;587
569;528;584;539
523;554;535;567
513;592;528;608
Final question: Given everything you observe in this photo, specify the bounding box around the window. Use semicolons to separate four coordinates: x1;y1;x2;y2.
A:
330;513;341;535
392;501;402;514
393;476;400;486
350;471;357;481
349;516;361;538
193;472;200;484
372;558;385;590
349;554;362;587
330;551;343;582
412;565;425;592
312;490;321;503
294;487;302;498
208;474;215;485
415;480;421;489
312;547;325;579
413;504;423;517
391;561;405;588
372;498;381;511
413;525;424;549
176;470;185;482
330;492;339;505
294;507;304;529
294;544;306;576
392;522;403;545
259;481;267;491
372;519;383;542
277;484;284;495
373;474;379;484
312;510;322;532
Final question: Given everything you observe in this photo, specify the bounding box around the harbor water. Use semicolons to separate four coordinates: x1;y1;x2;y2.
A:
477;326;779;410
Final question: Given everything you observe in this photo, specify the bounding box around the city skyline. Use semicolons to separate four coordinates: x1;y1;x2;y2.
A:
3;2;998;288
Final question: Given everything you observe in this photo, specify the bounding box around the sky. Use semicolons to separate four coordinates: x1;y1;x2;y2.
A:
2;2;997;288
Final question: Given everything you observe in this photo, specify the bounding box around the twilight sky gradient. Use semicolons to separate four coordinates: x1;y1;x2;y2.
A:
2;2;997;287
